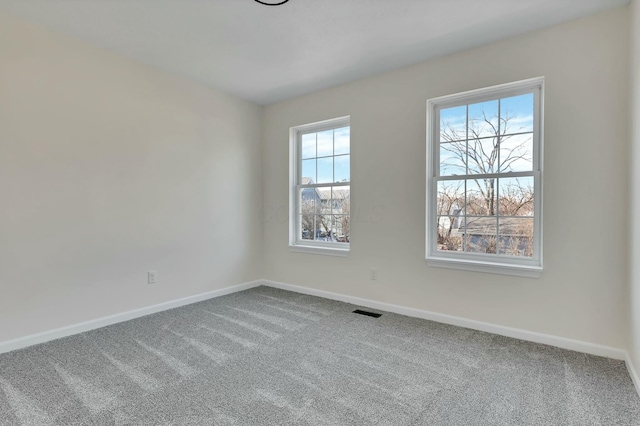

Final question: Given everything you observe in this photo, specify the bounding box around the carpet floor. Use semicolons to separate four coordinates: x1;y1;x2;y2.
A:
0;286;638;425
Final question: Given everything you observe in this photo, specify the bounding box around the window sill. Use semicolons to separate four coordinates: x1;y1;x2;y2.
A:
426;256;542;278
289;244;350;257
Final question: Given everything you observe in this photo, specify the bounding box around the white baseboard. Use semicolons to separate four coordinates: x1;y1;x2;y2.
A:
2;277;636;397
0;280;262;355
262;279;627;361
626;352;640;397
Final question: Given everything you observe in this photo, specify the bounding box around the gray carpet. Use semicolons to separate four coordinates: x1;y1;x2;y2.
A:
0;286;638;425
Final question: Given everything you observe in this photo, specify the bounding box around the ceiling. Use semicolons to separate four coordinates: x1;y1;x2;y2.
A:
0;0;629;105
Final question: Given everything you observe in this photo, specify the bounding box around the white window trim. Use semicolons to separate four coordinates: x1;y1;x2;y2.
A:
426;77;544;278
289;116;351;256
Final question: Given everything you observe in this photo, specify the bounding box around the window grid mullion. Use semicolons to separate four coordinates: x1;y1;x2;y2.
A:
331;130;335;235
437;171;535;181
496;177;500;255
313;214;317;241
463;179;467;252
496;99;501;255
465;104;469;176
464;104;468;253
300;182;351;189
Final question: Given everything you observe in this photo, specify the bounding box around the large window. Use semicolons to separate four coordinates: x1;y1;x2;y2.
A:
289;116;350;255
426;78;543;277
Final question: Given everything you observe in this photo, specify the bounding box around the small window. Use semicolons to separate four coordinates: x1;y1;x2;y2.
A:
426;78;544;277
289;116;350;256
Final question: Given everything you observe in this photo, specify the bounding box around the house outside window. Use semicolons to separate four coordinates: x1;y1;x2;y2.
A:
289;116;350;256
426;78;544;277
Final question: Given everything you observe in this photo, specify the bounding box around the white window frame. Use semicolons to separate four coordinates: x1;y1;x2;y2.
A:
289;116;350;257
426;78;544;278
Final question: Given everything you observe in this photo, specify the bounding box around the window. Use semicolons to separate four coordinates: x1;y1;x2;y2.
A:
426;78;544;277
289;116;350;256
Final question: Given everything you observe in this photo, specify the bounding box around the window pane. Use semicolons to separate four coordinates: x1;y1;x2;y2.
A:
501;93;534;135
300;214;315;240
466;179;497;216
467;136;498;175
499;133;533;172
334;155;350;182
498;177;534;216
317;130;333;157
334;127;350;155
316;187;332;215
439;142;466;176
333;215;350;243
437;180;465;252
299;188;316;242
315;214;331;241
440;105;466;142
299;187;316;212
468;100;499;138
301;133;316;159
301;159;316;184
332;186;350;215
437;215;463;252
316;157;333;184
498;218;533;257
299;185;316;241
464;217;497;254
437;180;465;217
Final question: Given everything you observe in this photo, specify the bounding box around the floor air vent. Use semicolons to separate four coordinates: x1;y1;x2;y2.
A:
353;309;382;318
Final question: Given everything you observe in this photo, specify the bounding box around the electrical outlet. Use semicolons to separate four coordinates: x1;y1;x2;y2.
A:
148;271;157;284
370;268;378;280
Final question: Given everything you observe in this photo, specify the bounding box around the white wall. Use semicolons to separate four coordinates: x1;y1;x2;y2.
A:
629;0;640;370
263;7;630;348
0;13;263;343
0;5;633;354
